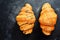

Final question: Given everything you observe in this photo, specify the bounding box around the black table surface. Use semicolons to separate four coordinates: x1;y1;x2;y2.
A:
0;0;60;40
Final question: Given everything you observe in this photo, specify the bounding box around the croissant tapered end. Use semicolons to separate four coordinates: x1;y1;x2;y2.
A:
23;29;33;34
21;3;32;12
42;30;51;36
25;3;32;9
42;3;51;10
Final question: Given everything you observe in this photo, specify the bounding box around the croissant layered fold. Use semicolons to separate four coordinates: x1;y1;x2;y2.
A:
16;3;36;34
39;3;57;35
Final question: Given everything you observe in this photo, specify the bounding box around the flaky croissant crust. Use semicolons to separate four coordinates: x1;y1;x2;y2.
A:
16;3;36;34
39;3;57;35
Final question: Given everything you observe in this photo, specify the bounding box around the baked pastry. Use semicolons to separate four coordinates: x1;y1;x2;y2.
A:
39;3;57;35
16;3;36;34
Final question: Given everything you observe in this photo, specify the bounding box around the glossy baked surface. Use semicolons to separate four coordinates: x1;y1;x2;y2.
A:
39;3;57;35
0;0;60;40
16;3;36;34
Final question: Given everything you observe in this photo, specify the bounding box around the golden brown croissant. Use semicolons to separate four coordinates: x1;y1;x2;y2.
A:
16;3;36;34
39;3;57;35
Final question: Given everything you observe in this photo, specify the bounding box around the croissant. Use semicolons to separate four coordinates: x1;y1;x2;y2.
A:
16;3;36;34
39;3;57;35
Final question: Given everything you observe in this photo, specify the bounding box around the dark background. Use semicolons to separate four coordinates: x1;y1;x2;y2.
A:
0;0;60;40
